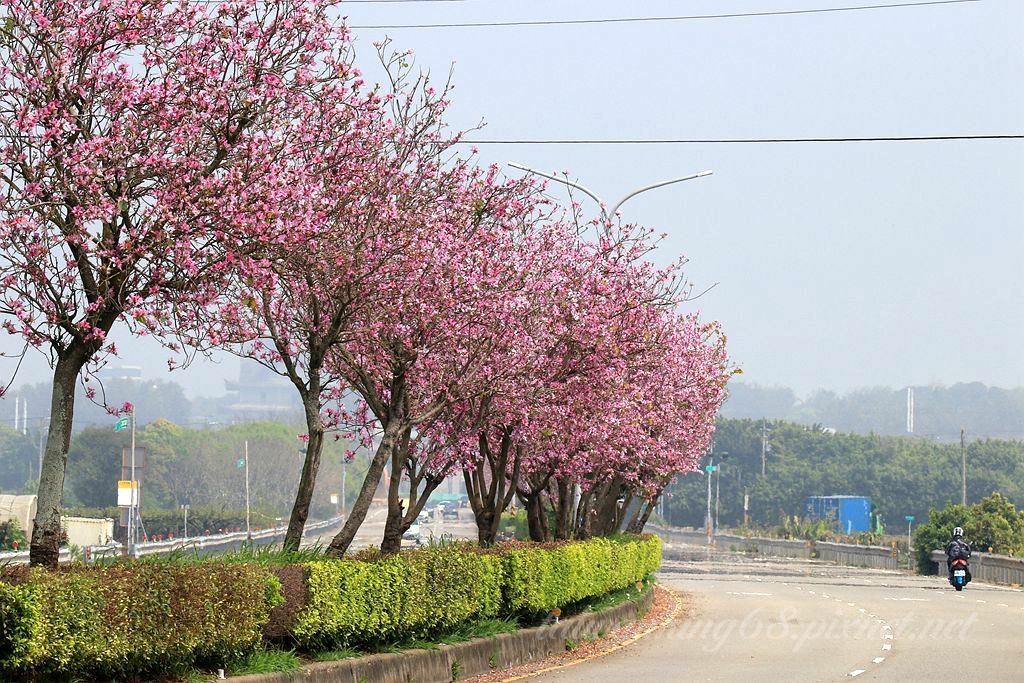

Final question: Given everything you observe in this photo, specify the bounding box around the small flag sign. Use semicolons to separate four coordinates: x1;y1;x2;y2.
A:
114;417;130;431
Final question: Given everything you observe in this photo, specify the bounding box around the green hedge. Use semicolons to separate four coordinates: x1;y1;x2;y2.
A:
0;563;281;679
505;536;661;613
0;534;660;675
292;543;506;649
293;534;660;648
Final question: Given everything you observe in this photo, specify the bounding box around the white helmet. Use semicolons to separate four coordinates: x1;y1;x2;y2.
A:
952;526;964;538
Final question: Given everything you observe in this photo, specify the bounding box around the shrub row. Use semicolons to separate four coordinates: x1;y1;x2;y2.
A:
0;563;280;679
0;534;661;677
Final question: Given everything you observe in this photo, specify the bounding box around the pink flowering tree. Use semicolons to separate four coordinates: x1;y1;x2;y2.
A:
396;202;578;546
189;46;471;552
0;0;349;567
439;222;733;542
322;167;557;555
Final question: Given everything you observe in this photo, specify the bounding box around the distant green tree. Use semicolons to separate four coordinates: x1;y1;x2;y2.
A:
0;426;38;492
66;427;129;507
965;492;1024;555
912;503;973;574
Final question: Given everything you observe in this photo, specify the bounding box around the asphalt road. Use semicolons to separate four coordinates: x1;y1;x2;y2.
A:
531;540;1024;682
302;501;478;552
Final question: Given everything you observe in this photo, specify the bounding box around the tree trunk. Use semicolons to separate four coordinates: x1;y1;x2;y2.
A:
380;430;410;555
628;497;656;534
381;426;443;554
282;396;325;552
30;346;89;568
325;417;404;557
379;495;405;554
553;478;573;540
463;427;520;547
524;491;548;541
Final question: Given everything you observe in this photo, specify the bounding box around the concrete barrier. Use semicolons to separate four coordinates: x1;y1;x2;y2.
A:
816;541;900;570
653;526;902;569
930;549;1024;586
654;526;812;559
230;588;656;683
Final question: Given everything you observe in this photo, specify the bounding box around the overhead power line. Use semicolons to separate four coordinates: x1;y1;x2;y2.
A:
350;0;980;29
457;134;1023;145
345;0;467;3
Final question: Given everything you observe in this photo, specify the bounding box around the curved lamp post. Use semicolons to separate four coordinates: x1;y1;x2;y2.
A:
507;162;712;227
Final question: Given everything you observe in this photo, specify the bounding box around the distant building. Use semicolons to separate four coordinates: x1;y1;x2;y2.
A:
805;495;871;534
97;365;143;381
224;363;301;422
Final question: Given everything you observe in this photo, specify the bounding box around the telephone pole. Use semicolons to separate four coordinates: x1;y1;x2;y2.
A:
760;419;770;476
960;428;966;506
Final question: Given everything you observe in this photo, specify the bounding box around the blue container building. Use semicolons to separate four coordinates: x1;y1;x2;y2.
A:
805;495;871;534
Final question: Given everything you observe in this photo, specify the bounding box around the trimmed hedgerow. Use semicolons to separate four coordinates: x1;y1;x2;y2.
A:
0;563;282;679
292;534;661;648
504;536;660;614
1;534;660;676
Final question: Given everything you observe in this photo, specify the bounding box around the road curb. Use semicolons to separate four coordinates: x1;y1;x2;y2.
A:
230;588;657;683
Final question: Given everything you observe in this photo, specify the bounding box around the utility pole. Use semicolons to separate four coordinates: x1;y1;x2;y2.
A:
129;405;137;557
714;462;721;531
705;456;714;544
960;428;966;506
760;419;770;476
244;440;251;542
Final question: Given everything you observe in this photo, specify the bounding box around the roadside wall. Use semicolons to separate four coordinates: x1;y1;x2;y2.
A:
653;526;899;570
930;549;1024;586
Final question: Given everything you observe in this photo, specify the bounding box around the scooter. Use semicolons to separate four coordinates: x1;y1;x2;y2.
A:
949;558;971;591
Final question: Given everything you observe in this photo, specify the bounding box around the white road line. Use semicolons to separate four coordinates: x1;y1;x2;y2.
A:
882;644;892;651
976;599;986;603
850;669;866;677
884;633;893;640
873;657;885;664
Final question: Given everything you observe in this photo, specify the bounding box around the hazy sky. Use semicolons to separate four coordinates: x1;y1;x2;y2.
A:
4;0;1021;400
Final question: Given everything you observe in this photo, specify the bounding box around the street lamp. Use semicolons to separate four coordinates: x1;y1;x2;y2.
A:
507;162;712;228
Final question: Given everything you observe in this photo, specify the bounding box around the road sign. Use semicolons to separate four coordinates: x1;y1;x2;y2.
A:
114;417;129;431
705;464;716;473
236;458;245;469
905;516;915;523
117;480;138;506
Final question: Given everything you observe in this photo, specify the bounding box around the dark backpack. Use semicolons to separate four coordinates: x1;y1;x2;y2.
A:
948;540;970;560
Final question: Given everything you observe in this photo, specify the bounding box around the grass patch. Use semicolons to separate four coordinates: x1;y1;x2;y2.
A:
313;647;361;662
226;647;302;677
218;541;328;566
562;575;654;617
437;617;519;645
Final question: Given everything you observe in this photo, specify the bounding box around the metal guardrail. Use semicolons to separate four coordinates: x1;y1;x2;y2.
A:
929;549;1024;586
0;516;343;565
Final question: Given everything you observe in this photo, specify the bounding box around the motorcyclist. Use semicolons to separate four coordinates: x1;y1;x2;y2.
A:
944;526;972;584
